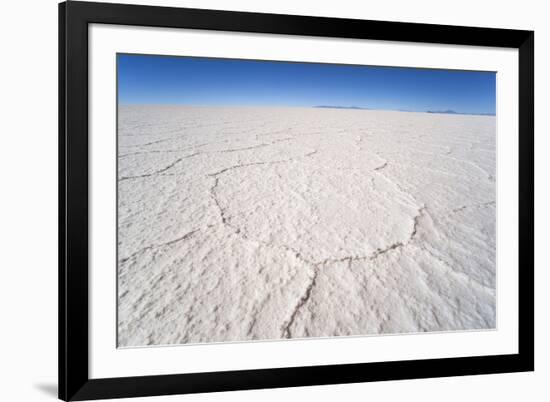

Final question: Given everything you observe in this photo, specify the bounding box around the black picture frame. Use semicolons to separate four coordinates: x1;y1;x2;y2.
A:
59;1;534;400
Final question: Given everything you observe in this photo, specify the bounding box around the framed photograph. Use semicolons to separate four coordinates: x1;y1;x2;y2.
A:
59;1;534;400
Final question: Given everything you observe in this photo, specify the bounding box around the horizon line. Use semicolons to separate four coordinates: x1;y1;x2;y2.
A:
117;103;496;116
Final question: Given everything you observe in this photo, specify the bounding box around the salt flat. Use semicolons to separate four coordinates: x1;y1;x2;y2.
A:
117;105;496;347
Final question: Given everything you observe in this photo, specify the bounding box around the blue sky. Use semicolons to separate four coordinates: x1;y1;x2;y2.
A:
118;54;496;115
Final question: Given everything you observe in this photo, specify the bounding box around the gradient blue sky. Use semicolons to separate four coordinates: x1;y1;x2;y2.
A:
118;54;496;115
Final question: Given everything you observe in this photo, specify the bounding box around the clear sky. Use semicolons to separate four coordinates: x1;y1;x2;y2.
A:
118;54;496;115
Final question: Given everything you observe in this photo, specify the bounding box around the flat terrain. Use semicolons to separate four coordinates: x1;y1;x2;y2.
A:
117;105;496;347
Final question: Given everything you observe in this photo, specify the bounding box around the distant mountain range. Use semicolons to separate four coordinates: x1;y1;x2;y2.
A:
315;105;369;110
314;105;495;116
426;110;459;114
426;110;495;116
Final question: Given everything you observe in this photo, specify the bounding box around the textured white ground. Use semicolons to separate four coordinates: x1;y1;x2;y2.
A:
117;105;496;347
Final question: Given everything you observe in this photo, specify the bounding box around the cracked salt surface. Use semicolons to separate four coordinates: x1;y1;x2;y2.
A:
117;105;496;347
